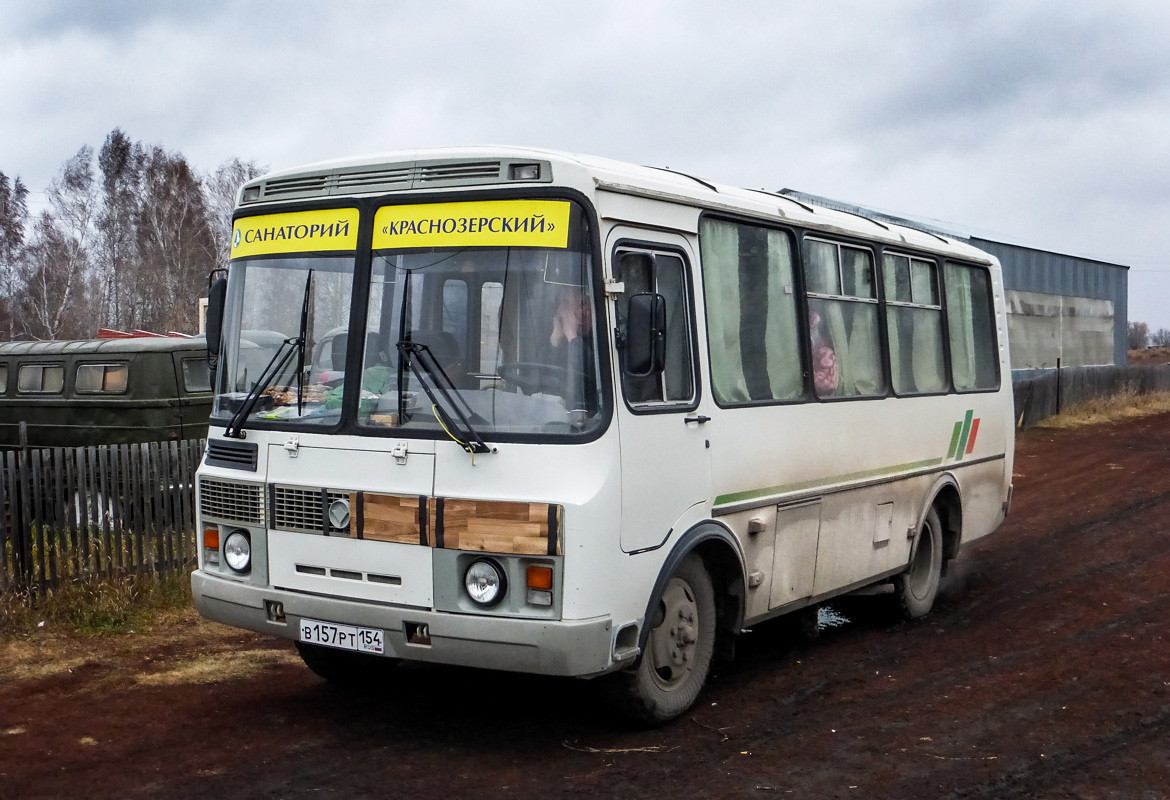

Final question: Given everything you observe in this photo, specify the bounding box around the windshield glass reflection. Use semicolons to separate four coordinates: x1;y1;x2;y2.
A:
359;245;604;438
212;256;354;426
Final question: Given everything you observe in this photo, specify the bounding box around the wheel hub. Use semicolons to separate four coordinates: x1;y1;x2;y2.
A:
649;578;699;688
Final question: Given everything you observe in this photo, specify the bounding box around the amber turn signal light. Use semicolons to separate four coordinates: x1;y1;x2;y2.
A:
203;529;220;550
526;565;553;590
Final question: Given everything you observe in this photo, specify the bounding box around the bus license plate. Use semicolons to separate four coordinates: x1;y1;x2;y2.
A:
299;618;384;654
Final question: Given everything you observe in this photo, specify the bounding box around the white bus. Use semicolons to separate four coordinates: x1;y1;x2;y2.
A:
193;147;1014;723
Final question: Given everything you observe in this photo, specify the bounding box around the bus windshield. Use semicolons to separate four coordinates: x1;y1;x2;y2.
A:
358;243;605;439
212;254;355;427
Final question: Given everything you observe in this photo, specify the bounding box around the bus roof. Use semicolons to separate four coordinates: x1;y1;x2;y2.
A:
242;146;996;265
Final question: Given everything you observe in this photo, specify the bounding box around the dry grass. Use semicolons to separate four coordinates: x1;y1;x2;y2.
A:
0;637;99;681
1036;389;1170;429
136;649;301;686
0;570;194;640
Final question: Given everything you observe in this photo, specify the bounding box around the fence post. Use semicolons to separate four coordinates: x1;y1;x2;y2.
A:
15;421;34;591
1056;358;1062;415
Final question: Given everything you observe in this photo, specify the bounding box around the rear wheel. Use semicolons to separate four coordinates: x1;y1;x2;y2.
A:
295;642;399;688
894;507;944;620
613;555;716;725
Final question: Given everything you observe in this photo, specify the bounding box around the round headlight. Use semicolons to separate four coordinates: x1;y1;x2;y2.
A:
223;530;252;573
464;559;506;606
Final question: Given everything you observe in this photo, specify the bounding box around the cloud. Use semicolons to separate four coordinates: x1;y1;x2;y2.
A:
2;0;1170;325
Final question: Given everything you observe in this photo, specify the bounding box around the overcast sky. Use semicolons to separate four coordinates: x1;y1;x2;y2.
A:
3;0;1170;329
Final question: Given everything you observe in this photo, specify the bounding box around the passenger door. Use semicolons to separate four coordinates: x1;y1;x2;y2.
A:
609;230;711;553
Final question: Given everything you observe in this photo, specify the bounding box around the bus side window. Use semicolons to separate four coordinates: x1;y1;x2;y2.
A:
883;254;946;395
803;239;886;398
944;262;999;391
615;249;695;406
699;218;803;404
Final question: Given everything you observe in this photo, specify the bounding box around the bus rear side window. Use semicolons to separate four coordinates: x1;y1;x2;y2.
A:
944;263;999;391
18;364;65;394
76;363;129;394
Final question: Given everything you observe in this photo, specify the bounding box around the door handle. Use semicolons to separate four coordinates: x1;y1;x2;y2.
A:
684;415;710;425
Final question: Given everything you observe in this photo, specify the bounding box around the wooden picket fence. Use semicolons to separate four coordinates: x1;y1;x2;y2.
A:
0;439;205;594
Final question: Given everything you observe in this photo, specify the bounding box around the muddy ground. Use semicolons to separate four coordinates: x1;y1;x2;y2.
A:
3;413;1170;799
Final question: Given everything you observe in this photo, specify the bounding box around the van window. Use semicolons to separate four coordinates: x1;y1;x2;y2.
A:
17;364;65;394
182;358;213;392
0;364;6;393
76;363;129;394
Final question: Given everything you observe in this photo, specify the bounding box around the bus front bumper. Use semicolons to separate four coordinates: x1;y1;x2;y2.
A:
192;570;617;677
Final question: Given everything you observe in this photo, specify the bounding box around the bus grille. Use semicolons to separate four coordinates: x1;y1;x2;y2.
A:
199;478;264;525
272;485;351;535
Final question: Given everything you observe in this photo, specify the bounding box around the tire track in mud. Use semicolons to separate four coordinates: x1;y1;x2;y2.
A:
941;703;1170;800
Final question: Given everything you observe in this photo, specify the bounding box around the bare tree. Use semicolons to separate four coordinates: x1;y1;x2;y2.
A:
18;148;98;339
96;128;143;329
0;170;29;339
204;157;265;270
1151;328;1170;347
135;146;216;332
1128;321;1149;350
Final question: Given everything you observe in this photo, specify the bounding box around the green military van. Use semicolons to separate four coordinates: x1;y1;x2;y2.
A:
0;337;213;447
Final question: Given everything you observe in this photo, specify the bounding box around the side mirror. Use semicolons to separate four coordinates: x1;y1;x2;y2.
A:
206;274;227;366
624;292;667;377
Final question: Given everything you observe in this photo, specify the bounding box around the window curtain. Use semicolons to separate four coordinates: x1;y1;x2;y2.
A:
764;230;803;400
700;220;750;403
910;265;945;392
945;263;977;390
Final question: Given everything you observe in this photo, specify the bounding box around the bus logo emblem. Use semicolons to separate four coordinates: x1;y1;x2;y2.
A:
328;498;351;530
948;411;980;461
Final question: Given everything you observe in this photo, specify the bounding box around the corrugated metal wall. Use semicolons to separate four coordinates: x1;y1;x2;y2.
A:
969;238;1129;370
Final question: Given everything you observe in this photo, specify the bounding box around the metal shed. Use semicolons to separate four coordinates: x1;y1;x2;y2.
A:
967;238;1128;374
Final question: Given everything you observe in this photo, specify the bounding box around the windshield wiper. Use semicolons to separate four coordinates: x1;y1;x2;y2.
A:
397;338;492;454
223;270;312;439
223;337;300;438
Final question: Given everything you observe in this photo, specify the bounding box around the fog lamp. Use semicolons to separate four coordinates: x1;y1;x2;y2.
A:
464;559;505;606
223;530;252;573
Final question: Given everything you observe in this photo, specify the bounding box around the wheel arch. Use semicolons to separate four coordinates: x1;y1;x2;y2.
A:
637;521;746;661
924;476;963;562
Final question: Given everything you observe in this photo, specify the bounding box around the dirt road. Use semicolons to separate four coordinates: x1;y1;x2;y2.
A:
3;413;1170;799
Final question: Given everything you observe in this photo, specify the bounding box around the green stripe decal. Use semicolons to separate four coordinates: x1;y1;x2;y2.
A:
947;421;964;460
714;457;945;507
956;410;974;462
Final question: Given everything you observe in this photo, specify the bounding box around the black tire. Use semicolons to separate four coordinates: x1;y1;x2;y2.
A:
611;555;717;725
295;642;399;688
894;507;943;620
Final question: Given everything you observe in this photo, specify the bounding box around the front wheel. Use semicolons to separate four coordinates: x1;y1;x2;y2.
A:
894;507;944;620
612;555;716;725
